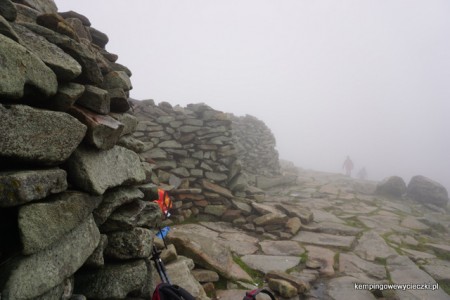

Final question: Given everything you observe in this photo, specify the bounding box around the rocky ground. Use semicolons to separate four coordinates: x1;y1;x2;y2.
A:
162;169;450;300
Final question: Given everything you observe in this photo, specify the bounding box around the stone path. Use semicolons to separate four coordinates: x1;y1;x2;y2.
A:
169;169;450;299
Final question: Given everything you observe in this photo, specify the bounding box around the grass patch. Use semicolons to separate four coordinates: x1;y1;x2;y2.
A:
374;257;387;266
333;252;340;270
300;251;309;264
438;281;450;295
232;255;264;286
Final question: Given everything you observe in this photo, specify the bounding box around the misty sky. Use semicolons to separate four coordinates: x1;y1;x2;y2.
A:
56;1;450;190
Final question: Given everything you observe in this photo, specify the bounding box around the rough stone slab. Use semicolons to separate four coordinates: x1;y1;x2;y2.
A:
0;215;100;299
100;200;161;232
84;234;108;268
104;227;153;260
305;245;336;276
0;104;86;165
100;70;132;91
22;23;103;84
110;113;138;136
0;0;17;21
14;3;39;23
47;83;85;112
201;179;234;198
94;187;144;225
0;33;57;99
292;231;355;249
302;221;364;236
69;106;124;150
16;0;57;14
0;168;67;207
354;231;397;261
276;204;314;224
107;88;130;113
327;276;377;300
265;270;310;294
387;255;449;300
253;212;289;226
165;257;209;300
65;145;145;195
217;231;259;255
426;243;450;256
260;240;305;256
241;255;300;274
167;229;252;282
18;191;101;255
0;14;20;41
12;23;82;81
191;269;220;283
76;85;110;115
74;260;147;299
422;259;450;282
400;216;430;232
339;253;386;280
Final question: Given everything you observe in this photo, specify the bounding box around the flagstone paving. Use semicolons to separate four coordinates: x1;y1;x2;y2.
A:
172;169;450;299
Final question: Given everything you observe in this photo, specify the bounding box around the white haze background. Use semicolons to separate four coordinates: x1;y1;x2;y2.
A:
56;0;450;190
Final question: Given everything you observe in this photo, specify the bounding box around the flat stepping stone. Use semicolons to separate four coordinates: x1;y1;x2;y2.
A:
401;248;436;262
259;240;305;256
302;221;364;236
241;255;300;274
400;216;430;232
422;259;450;282
218;232;259;255
327;276;377;300
387;255;450;300
305;245;335;276
292;231;355;249
310;209;345;224
426;243;450;256
354;231;397;261
339;253;386;280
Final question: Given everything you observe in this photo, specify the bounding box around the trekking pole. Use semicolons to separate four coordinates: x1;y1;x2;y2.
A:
151;243;171;284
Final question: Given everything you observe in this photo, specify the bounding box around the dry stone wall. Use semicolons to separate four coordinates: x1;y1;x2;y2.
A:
0;1;162;299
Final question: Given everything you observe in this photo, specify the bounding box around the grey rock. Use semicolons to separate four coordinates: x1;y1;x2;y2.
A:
94;187;144;225
265;271;310;294
18;191;101;255
76;85;110;115
101;71;132;91
387;255;449;300
292;231;355;249
100;200;161;232
0;104;86;165
167;230;252;282
47;83;85;112
14;3;39;23
205;172;228;182
259;240;305;256
191;269;220;283
87;26;109;48
117;135;146;153
0;215;100;300
107;88;130;113
275;203;314;224
241;255;300;274
354;231;397;261
105;227;153;260
74;260;147;299
202;179;234;198
0;0;17;21
158;140;182;149
253;212;289;226
376;176;407;197
84;234;108;268
110;113;138;136
65;145;144;195
59;10;91;26
328;276;377;300
0;168;67;207
339;253;386;280
407;175;449;208
13;23;82;81
268;278;297;298
165;257;210;300
22;23;103;84
0;34;57;99
68;106;124;150
15;0;57;14
0;14;19;42
204;204;227;217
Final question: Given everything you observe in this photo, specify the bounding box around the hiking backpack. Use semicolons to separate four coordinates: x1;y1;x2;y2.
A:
243;288;276;300
152;282;196;300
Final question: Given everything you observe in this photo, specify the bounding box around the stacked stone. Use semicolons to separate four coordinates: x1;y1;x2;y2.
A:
0;1;161;299
131;100;248;221
230;114;281;178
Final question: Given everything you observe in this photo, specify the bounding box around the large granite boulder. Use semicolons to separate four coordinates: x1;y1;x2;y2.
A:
0;215;100;299
18;191;102;254
104;227;153;260
0;104;87;165
0;34;57;99
14;0;58;14
12;23;82;81
0;0;17;22
376;176;407;197
0;168;67;207
407;175;449;208
74;260;147;299
65;145;145;195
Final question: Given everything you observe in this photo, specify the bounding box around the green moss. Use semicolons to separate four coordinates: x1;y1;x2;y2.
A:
232;255;264;285
333;252;340;270
299;251;309;264
438;281;450;295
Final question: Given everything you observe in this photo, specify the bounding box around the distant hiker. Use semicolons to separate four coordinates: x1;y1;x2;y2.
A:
342;156;354;176
357;167;367;180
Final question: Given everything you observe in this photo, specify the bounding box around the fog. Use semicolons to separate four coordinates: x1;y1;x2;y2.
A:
56;1;450;190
